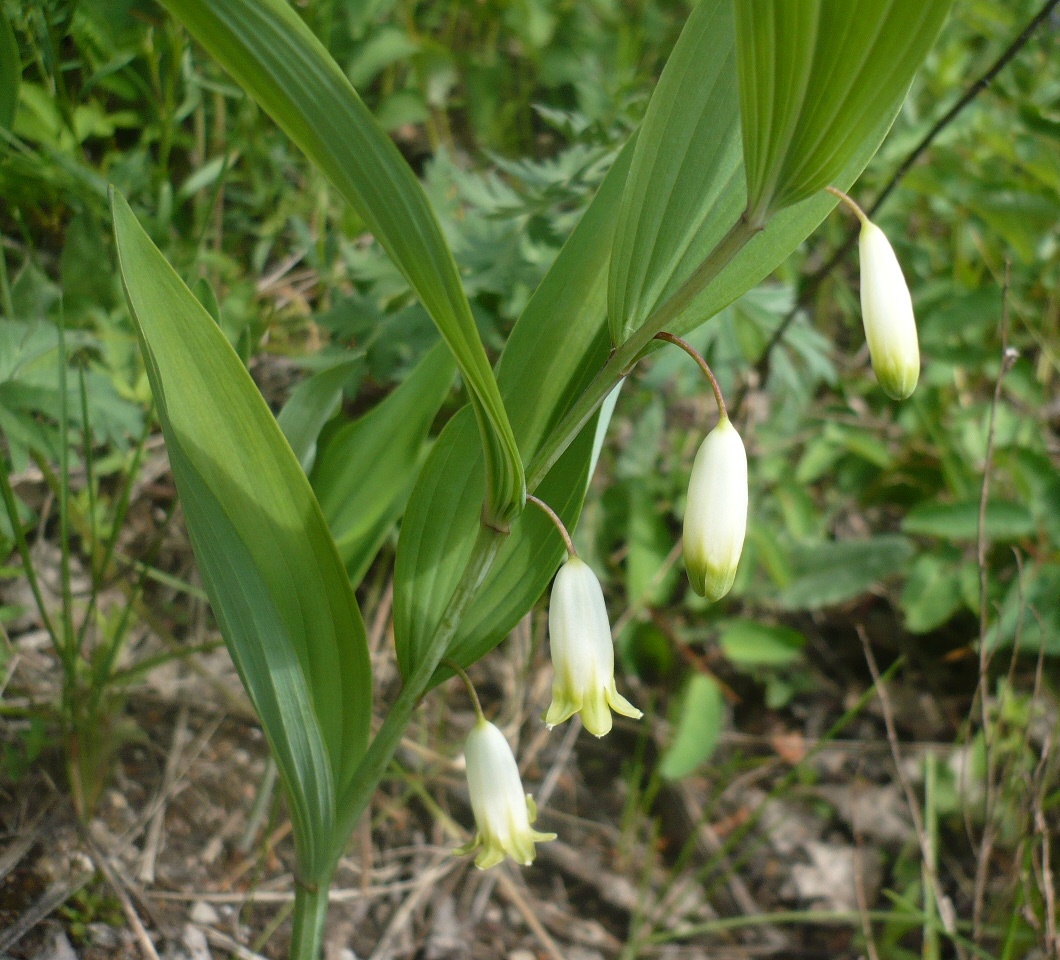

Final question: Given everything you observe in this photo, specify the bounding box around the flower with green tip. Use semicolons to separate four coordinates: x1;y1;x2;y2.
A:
859;219;920;400
683;416;748;602
545;556;642;738
455;718;555;869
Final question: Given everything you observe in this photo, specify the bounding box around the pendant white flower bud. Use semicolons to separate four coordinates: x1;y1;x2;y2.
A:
859;219;920;400
455;718;555;869
683;416;748;602
545;557;642;738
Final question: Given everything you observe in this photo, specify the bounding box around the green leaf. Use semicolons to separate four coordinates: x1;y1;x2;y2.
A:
900;553;963;634
311;343;454;587
159;0;523;524
734;0;953;221
719;620;805;666
626;480;677;607
394;141;637;687
0;6;19;131
902;500;1036;542
659;672;724;780
776;535;913;611
277;357;363;474
985;563;1060;656
608;0;742;343
111;191;370;879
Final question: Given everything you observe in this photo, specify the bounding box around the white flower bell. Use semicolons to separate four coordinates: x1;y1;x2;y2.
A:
545;556;642;737
456;718;555;869
683;416;748;602
859;219;920;400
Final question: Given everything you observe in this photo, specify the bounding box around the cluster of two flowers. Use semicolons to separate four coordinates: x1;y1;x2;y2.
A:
458;194;920;870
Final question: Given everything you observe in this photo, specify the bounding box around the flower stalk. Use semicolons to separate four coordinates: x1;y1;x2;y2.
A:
526;494;577;558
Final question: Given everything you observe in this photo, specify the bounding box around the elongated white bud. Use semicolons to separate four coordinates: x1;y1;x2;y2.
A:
683;416;748;602
455;719;555;869
545;557;642;738
859;220;920;400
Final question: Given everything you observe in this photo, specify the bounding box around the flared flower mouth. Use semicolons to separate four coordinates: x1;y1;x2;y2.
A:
544;557;642;737
456;719;555;869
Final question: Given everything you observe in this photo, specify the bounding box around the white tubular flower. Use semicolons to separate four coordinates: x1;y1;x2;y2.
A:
455;719;555;869
683;416;748;602
545;556;642;737
859;219;920;400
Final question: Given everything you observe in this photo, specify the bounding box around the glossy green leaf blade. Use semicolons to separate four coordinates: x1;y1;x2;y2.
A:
0;5;19;131
278;357;363;474
660;672;724;780
608;0;742;344
666;105;907;340
734;0;952;220
394;142;636;686
159;0;524;523
311;342;454;587
172;452;335;874
112;192;371;870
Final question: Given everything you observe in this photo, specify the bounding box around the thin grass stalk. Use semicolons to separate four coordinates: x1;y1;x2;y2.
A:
0;449;60;650
74;366;97;659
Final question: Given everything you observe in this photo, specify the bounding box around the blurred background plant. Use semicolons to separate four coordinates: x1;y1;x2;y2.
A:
1;0;1058;957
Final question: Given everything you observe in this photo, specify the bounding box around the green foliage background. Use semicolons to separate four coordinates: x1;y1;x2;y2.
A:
1;0;1058;952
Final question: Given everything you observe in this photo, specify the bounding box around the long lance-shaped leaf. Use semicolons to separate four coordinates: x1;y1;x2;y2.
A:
160;0;524;524
394;142;636;686
112;191;370;880
608;0;742;345
735;0;953;223
311;342;455;587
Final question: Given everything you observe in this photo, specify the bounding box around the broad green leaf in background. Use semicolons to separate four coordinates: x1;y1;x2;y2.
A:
734;0;953;222
902;499;1036;542
660;672;724;780
901;553;964;634
719;619;805;666
112;191;371;880
311;343;454;587
775;535;913;611
625;480;678;607
0;5;19;131
160;0;524;525
608;0;741;344
394;142;636;686
278;357;364;474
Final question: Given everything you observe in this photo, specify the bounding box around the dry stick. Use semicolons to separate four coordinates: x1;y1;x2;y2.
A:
856;626;965;960
733;0;1060;416
366;854;457;960
1034;724;1058;958
139;703;191;883
972;265;1019;943
86;839;162;960
851;771;882;960
494;868;568;960
0;869;96;954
